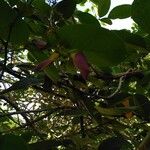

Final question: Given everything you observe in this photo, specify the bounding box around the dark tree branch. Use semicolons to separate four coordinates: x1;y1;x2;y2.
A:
3;106;75;133
138;131;150;150
0;61;24;79
0;95;44;139
80;116;86;138
91;65;144;81
0;15;16;80
0;106;74;118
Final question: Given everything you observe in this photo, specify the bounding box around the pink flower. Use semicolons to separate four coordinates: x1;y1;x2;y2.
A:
34;52;59;71
32;39;47;50
35;58;52;71
72;52;90;80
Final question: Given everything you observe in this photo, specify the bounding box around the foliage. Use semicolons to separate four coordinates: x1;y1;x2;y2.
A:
0;0;150;149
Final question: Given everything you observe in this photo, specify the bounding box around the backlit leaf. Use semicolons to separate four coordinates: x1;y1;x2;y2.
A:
98;137;133;150
131;0;150;34
98;0;111;17
75;11;100;26
58;24;126;67
54;0;76;20
10;20;30;44
109;4;131;19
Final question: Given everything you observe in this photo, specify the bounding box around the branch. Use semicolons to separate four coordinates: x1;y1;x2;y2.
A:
0;61;24;79
0;106;74;118
3;106;75;133
138;131;150;150
0;95;45;139
0;14;17;80
33;85;68;99
91;66;144;80
80;116;86;138
105;75;124;99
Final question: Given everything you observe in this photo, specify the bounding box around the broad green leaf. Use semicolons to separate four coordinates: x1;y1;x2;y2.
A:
134;94;150;121
28;21;46;36
32;0;50;15
100;17;112;25
0;77;43;95
10;20;29;44
131;0;150;34
21;131;33;143
0;1;17;38
54;0;76;20
107;93;131;106
95;105;138;116
98;137;133;150
17;2;34;17
58;24;126;67
75;11;100;26
0;134;28;150
90;0;99;5
0;1;16;27
113;30;147;52
109;4;131;19
98;0;111;17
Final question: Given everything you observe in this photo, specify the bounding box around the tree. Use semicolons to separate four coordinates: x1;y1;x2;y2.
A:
0;0;150;149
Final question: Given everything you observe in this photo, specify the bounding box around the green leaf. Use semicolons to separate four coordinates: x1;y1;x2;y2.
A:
0;77;42;95
7;0;20;6
75;0;87;4
0;1;17;38
28;21;46;36
133;94;150;121
100;17;112;25
98;0;111;17
107;93;131;106
10;20;30;44
109;4;131;19
17;2;34;17
131;0;150;34
98;137;133;150
0;1;16;27
54;0;76;20
0;134;28;150
21;131;33;143
75;11;100;26
58;24;126;67
113;30;147;52
90;0;99;5
95;105;138;116
32;0;50;15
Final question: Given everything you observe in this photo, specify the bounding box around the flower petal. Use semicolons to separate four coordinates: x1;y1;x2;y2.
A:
35;59;52;71
32;39;47;50
34;52;59;71
72;52;89;80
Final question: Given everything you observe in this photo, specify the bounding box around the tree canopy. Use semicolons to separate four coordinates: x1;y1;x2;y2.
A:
0;0;150;149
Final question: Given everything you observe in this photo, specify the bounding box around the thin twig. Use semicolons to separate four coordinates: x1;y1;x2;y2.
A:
106;76;124;99
91;65;144;80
